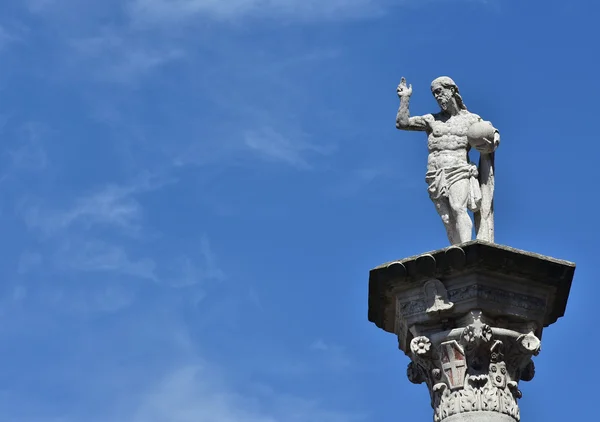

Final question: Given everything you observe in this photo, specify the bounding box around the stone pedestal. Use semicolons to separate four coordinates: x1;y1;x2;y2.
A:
368;241;575;422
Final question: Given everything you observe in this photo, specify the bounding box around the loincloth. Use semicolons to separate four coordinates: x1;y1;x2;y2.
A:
425;164;482;212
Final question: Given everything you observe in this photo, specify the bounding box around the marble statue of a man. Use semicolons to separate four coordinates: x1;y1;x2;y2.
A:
395;76;500;245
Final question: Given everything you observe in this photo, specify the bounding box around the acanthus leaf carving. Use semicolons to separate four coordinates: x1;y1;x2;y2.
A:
405;320;538;422
481;383;500;412
458;382;479;413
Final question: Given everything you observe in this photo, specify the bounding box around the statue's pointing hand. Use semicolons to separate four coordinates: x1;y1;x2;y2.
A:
397;77;413;98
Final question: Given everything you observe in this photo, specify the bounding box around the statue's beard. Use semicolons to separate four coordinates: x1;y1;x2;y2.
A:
437;96;451;110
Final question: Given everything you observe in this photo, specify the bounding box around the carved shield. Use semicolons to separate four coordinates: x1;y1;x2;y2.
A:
440;340;467;390
489;362;507;388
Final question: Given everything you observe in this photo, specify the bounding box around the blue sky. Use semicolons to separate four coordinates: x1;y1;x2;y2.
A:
0;0;597;421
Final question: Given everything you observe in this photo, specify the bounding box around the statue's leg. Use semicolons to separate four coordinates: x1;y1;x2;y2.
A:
433;198;457;244
448;179;472;243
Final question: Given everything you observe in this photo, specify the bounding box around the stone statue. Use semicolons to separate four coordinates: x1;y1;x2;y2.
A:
395;76;500;245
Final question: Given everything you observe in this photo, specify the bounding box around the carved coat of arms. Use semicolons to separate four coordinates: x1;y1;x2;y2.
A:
440;340;467;389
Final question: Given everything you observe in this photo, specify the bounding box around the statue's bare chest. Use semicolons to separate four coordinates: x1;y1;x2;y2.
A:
429;115;472;138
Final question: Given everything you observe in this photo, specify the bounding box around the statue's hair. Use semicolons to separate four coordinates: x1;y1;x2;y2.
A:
431;76;467;110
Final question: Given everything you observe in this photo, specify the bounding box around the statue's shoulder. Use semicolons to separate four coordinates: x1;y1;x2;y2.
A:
463;111;482;123
417;113;434;121
413;113;435;126
429;112;443;122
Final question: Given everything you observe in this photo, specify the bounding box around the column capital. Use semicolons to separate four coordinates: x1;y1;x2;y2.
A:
406;311;540;422
368;241;575;422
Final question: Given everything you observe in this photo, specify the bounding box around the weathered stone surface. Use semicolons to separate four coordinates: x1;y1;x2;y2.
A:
368;240;575;338
405;311;536;422
395;76;499;245
424;279;454;314
444;413;517;422
368;240;575;422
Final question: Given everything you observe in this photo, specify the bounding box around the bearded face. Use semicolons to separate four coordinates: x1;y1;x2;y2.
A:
431;84;455;111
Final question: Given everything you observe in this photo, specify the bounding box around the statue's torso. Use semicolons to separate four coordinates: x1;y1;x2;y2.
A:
425;111;479;171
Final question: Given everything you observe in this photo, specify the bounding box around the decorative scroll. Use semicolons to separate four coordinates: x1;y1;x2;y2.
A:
407;316;540;422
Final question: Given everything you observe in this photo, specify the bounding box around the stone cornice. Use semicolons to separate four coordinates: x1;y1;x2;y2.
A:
368;241;575;335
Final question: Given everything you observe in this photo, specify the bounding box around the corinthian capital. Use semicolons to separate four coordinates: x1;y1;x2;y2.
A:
405;318;541;422
368;241;575;422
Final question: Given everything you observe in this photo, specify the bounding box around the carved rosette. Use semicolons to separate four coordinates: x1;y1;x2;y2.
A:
407;320;540;422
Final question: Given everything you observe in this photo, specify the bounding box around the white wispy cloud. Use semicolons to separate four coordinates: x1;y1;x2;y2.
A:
327;165;410;197
244;126;334;169
0;25;15;51
25;0;57;13
0;284;364;418
22;173;172;236
18;0;345;171
309;339;330;351
164;236;225;288
90;284;137;312
133;363;366;422
309;339;352;371
16;171;227;317
23;186;141;236
8;122;50;172
0;22;28;54
129;0;388;24
133;364;272;422
69;29;185;84
54;239;158;281
43;282;139;314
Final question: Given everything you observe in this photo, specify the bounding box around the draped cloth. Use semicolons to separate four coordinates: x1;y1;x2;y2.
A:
425;163;482;212
474;152;495;242
424;155;496;242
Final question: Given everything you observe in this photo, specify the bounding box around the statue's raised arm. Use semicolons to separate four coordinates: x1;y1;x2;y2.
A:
396;77;432;132
393;76;500;246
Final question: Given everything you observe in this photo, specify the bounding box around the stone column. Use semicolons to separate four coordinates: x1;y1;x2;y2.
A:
368;241;575;422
